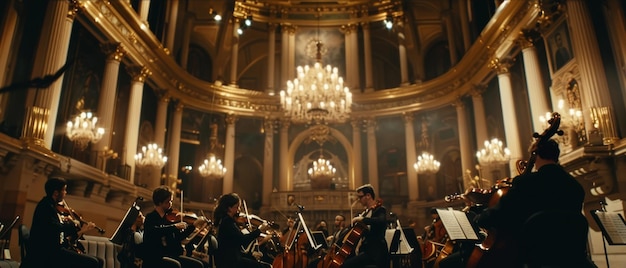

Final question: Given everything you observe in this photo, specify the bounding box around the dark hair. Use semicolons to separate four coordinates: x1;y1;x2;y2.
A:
535;139;560;162
152;186;173;206
357;184;375;199
335;214;345;221
213;193;240;227
45;177;67;197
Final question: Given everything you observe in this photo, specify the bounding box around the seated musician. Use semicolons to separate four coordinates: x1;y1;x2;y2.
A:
22;177;103;268
327;214;350;247
343;184;390;268
118;212;146;268
213;193;270;268
143;186;205;268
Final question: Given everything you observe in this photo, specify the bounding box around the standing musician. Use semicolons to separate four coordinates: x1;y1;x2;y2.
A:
473;139;589;267
22;177;104;268
143;186;205;268
213;193;270;268
343;184;390;268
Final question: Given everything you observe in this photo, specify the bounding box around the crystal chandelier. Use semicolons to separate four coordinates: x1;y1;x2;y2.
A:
280;41;352;124
414;152;441;175
134;143;168;168
308;155;336;180
476;138;511;165
66;111;105;150
198;155;226;179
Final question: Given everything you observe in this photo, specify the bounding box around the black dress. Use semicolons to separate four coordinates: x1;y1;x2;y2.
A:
214;215;263;268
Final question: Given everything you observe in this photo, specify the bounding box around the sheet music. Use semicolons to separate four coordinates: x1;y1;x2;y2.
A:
592;210;626;245
437;208;479;241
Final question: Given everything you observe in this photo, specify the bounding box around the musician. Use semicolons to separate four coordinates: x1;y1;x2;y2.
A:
327;214;350;246
213;193;269;268
117;212;146;268
314;220;329;238
343;184;390;268
23;177;103;268
474;139;587;267
143;186;204;268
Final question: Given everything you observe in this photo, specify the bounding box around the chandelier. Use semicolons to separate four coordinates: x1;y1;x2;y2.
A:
66;111;105;150
476;138;511;165
308;155;336;180
134;143;168;168
280;41;352;124
414;152;441;175
198;155;226;179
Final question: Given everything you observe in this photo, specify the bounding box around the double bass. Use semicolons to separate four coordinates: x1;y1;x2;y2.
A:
465;112;563;268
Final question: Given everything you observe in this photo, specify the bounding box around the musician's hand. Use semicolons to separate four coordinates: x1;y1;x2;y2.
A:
175;222;188;230
194;216;208;228
259;222;270;232
351;216;364;225
326;235;334;243
78;222;96;236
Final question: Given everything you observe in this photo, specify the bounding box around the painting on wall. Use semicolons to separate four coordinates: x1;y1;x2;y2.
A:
547;21;573;72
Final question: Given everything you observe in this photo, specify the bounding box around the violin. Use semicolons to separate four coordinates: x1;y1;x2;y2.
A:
165;209;205;226
56;201;105;234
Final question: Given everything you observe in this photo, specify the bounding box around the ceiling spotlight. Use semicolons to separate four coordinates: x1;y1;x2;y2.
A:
245;15;252;27
209;8;221;21
237;27;244;35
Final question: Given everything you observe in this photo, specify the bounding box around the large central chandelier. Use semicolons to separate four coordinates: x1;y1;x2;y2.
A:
66;111;105;150
414;152;441;174
198;155;226;179
476;138;511;165
134;143;168;168
280;41;352;124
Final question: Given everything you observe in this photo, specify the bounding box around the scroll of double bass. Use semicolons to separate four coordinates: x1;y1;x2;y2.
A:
465;112;563;268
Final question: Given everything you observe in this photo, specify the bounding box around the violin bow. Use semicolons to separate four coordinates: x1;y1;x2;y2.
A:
243;200;252;227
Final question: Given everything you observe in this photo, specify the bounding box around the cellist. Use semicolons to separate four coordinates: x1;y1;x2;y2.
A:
343;184;390;268
472;139;588;267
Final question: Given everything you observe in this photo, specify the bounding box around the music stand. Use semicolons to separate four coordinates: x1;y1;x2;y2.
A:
110;199;142;245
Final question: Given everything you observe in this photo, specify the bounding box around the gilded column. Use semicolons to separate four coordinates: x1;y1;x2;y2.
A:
458;0;472;52
490;58;522;177
262;119;275;205
396;21;409;86
366;118;379;190
137;0;151;22
94;43;125;157
603;0;626;93
124;66;151;183
279;119;290;191
288;26;296;80
454;98;473;189
267;23;277;94
167;102;183;184
154;94;169;147
180;15;194;69
230;19;240;86
351;119;363;189
0;0;17;89
280;24;290;91
362;22;374;92
443;10;458;65
519;32;550;133
23;0;76;147
403;113;418;201
470;85;489;145
344;24;359;90
165;0;179;52
222;114;237;194
567;0;618;143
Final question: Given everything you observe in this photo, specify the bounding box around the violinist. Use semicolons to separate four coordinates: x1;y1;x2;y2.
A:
214;193;270;268
117;212;145;268
143;186;204;268
23;177;103;268
343;184;389;268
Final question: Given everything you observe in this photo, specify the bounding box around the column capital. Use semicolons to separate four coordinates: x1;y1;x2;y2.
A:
402;112;414;123
350;119;361;129
264;117;276;132
268;22;278;31
172;100;184;111
469;84;487;97
280;24;297;34
100;43;126;62
452;97;465;108
280;118;291;130
68;0;82;20
365;118;377;129
225;114;238;125
340;24;358;34
517;29;541;49
126;66;151;82
360;21;370;30
489;58;515;74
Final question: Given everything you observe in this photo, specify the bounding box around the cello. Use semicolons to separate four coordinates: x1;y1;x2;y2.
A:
465;112;563;268
318;199;382;268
